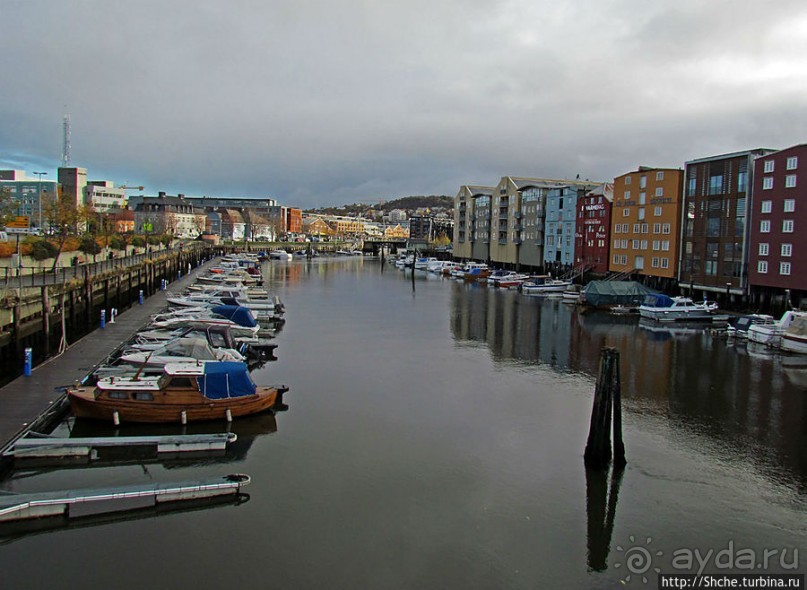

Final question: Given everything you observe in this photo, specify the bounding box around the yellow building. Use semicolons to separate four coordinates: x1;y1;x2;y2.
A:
609;167;684;281
384;224;409;239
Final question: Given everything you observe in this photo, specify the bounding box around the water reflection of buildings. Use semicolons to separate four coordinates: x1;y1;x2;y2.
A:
449;286;807;484
449;284;573;369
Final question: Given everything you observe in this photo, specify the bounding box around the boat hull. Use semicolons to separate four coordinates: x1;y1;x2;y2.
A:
68;386;286;423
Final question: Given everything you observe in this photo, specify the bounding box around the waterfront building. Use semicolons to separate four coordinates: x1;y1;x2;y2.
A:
0;169;59;230
610;167;685;289
680;149;775;297
243;209;275;240
471;190;494;262
408;215;434;250
302;216;336;240
133;193;206;238
218;208;246;241
384;224;408;239
544;185;590;269
489;177;600;270
574;183;613;274
454;185;494;260
113;209;135;233
747;144;807;307
266;206;303;238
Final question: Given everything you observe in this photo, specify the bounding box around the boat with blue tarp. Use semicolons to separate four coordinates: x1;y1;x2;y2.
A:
67;362;288;424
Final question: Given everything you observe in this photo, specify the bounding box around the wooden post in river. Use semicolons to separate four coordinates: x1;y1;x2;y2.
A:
584;347;626;470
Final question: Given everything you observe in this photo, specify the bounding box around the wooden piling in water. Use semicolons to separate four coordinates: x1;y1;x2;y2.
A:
584;347;626;470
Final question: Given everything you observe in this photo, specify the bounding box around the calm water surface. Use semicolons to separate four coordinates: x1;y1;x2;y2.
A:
1;257;805;589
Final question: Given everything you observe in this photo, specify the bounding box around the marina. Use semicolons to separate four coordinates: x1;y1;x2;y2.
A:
0;256;803;589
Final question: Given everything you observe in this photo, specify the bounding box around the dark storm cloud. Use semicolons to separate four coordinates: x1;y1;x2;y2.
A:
2;0;807;208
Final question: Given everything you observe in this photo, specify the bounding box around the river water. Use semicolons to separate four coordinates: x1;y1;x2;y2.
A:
0;257;804;589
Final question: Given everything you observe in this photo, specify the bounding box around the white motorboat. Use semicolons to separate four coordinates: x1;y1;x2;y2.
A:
638;295;717;322
268;249;293;261
520;276;573;294
779;313;807;354
747;310;803;347
119;337;244;367
414;257;437;270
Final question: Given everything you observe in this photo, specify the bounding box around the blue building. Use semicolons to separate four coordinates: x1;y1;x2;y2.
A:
544;185;586;268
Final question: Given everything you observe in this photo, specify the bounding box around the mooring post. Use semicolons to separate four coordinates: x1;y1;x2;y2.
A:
584;347;625;470
24;347;32;377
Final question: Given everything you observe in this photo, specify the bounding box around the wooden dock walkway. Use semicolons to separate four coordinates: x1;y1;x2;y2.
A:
0;260;215;455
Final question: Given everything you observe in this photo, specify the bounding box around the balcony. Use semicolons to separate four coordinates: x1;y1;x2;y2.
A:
498;238;508;245
514;211;522;220
513;238;522;245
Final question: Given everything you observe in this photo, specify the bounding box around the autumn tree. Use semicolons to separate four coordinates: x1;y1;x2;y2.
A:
0;186;18;229
42;189;81;271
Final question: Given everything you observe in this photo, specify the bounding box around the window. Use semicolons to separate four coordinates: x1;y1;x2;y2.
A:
613;254;621;264
656;171;664;181
759;243;769;256
638;208;646;220
652;257;659;268
709;175;723;195
639;192;646;205
687;176;697;196
641;223;649;233
631;240;639;249
633;223;640;233
613;239;621;249
661;258;669;269
640;240;648;250
786;156;798;170
652;240;660;250
614;225;621;234
661;241;670;251
635;255;644;269
737;171;747;193
761;200;772;213
758;261;768;274
624;190;631;200
625;176;632;185
764;160;775;173
662;223;671;234
655;187;663;197
763;177;773;190
780;262;791;276
781;243;792;257
785;175;797;188
654;206;662;217
653;223;661;233
784;199;795;212
640;176;647;189
623;208;630;217
783;219;794;233
760;220;771;233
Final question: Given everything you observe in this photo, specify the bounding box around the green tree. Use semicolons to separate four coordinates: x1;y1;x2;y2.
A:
28;238;58;261
79;234;102;261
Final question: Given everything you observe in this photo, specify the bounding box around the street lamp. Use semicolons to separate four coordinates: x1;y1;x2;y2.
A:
32;171;47;232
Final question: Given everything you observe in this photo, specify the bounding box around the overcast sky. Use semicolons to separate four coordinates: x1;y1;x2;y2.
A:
2;0;806;209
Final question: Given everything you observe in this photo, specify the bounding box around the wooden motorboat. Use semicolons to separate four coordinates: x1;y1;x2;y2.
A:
68;362;289;424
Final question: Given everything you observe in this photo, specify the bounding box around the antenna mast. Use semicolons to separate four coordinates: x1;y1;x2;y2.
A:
62;112;71;167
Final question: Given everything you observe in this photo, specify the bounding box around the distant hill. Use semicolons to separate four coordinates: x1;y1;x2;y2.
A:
308;195;453;215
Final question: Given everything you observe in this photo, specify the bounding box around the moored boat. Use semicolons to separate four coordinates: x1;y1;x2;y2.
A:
520;275;573;295
747;310;803;347
638;295;717;322
779;313;807;354
68;362;289;423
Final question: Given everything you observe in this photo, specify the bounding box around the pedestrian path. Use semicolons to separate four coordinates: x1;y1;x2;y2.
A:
0;260;215;453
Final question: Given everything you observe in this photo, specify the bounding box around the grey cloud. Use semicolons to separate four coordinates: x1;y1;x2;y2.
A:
2;0;807;209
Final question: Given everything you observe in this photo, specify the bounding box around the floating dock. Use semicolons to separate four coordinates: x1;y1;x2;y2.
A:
4;433;237;462
0;473;250;523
